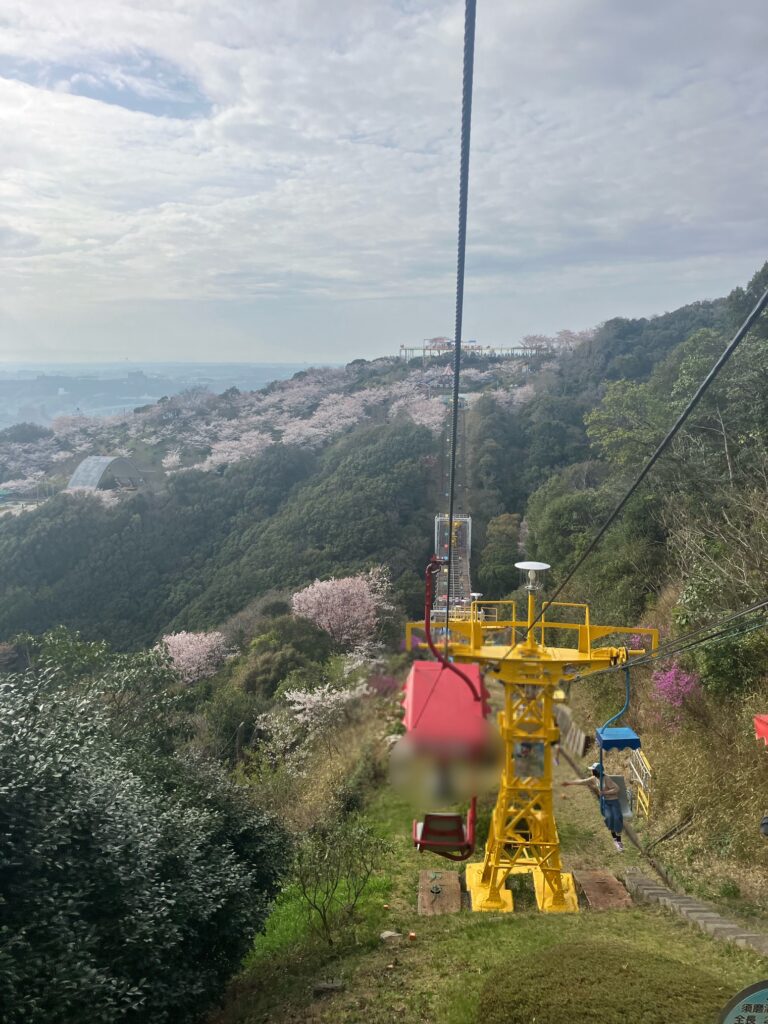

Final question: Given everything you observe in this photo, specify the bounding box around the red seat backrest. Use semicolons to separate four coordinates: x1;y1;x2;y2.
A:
421;813;466;844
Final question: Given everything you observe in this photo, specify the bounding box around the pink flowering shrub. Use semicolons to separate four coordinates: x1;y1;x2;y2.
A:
159;630;231;684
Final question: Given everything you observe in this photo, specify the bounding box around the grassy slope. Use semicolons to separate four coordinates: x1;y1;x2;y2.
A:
568;664;768;923
211;754;766;1024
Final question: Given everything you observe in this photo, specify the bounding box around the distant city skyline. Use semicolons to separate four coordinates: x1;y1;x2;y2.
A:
0;0;766;362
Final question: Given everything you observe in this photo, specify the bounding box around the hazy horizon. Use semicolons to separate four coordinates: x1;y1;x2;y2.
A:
0;359;317;368
0;360;317;429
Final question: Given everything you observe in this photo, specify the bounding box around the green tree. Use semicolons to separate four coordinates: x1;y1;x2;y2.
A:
477;513;521;597
0;642;289;1024
292;817;392;945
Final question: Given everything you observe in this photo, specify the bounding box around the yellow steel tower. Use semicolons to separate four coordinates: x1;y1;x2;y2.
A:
406;561;657;913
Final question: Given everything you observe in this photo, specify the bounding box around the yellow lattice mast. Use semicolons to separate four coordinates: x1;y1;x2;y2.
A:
406;561;657;913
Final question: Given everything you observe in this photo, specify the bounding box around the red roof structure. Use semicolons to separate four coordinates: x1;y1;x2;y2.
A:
402;661;490;756
754;715;768;745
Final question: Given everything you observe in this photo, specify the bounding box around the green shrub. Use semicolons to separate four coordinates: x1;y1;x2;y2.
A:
335;743;384;815
0;666;290;1024
234;616;338;697
0;422;54;443
203;678;271;759
292;817;392;945
689;628;768;697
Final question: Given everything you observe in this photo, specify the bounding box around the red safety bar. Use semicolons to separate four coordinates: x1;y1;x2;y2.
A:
755;715;768;745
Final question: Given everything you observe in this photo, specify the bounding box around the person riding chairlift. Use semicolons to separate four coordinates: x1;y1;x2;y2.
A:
561;762;625;852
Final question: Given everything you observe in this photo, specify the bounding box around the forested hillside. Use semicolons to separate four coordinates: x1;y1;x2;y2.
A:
0;272;745;651
0;423;435;647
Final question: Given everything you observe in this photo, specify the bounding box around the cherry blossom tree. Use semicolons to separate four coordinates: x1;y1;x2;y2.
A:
389;394;447;433
64;488;122;507
254;708;308;777
0;476;43;496
158;630;232;684
282;681;370;737
162;448;182;471
279;392;371;447
291;568;393;650
198;429;273;470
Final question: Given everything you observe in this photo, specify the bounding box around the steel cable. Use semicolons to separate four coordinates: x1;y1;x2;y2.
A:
444;0;477;646
541;285;768;615
576;596;768;683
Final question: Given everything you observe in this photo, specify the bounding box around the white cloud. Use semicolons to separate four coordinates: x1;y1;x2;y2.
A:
0;0;765;361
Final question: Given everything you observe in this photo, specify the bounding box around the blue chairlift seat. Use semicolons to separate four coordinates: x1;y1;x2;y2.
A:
596;726;641;751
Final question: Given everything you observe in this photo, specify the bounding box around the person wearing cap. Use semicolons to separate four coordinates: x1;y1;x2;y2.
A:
561;762;625;852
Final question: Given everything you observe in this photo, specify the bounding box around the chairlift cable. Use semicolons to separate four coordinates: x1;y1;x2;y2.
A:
634;613;768;668
534;285;768;626
444;0;477;648
576;596;768;683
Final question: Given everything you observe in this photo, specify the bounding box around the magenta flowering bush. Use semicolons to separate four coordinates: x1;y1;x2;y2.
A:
651;662;702;709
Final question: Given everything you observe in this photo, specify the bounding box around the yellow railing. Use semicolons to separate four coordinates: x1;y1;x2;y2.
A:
408;600;658;661
629;749;653;818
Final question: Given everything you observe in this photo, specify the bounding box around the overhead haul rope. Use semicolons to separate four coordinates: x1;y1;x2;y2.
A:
579;601;767;758
578;596;768;683
444;0;477;637
424;0;481;701
492;283;768;665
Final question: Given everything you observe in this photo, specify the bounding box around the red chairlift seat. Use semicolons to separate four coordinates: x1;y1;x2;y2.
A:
403;663;488;861
413;798;477;861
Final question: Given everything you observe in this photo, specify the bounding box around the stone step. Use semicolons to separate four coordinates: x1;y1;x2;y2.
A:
723;932;768;949
702;921;751;940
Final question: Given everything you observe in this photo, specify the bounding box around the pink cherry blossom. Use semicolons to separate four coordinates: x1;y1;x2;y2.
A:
291;567;393;650
158;630;232;684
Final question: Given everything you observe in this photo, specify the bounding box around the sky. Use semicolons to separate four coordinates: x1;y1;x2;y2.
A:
0;0;766;364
